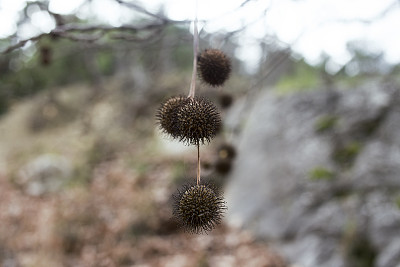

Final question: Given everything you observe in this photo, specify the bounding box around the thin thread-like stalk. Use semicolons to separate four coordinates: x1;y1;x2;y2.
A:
192;0;200;186
196;143;201;185
188;5;199;98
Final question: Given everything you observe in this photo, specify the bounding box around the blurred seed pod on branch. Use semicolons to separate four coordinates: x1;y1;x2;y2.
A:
218;92;234;109
214;159;232;176
217;143;237;160
40;46;52;66
198;49;232;87
172;182;227;234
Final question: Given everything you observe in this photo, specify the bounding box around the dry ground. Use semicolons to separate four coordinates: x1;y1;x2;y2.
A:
0;80;287;267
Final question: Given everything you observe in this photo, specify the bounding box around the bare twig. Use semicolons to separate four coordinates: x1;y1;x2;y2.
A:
110;27;164;43
197;143;201;185
240;0;255;8
223;6;270;40
322;0;399;25
1;34;47;54
0;19;189;54
114;0;168;21
188;18;199;98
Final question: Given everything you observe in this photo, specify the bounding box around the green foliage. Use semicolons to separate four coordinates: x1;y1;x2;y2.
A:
96;50;116;76
0;92;9;116
342;220;376;267
357;117;384;138
315;115;338;133
395;195;400;209
309;167;334;181
166;25;193;71
275;59;320;94
172;45;193;70
333;142;362;168
347;237;376;267
0;40;93;109
1;53;49;98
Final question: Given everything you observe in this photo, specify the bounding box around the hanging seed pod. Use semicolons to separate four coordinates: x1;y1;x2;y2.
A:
173;182;227;234
156;95;186;139
198;49;232;87
217;143;237;160
218;92;234;109
214;159;232;175
40;46;52;66
177;96;221;145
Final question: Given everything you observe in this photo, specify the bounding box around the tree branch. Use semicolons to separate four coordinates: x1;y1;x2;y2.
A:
323;0;399;25
0;19;190;54
114;0;168;21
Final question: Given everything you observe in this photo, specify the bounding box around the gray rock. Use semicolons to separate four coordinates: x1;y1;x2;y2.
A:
377;240;400;267
225;84;400;267
280;235;346;267
16;154;72;196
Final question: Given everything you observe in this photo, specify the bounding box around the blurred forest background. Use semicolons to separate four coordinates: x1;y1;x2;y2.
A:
1;0;400;267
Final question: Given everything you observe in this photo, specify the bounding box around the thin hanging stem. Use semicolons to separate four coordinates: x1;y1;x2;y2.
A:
196;143;201;185
188;2;199;98
192;0;201;186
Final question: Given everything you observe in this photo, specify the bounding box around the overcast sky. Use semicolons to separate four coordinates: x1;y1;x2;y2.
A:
1;0;399;72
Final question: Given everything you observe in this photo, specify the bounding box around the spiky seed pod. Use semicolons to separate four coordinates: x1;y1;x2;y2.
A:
198;49;232;87
218;92;234;109
217;143;237;160
177;96;221;145
214;159;232;175
40;46;52;66
202;160;212;170
173;182;227;234
156;95;186;139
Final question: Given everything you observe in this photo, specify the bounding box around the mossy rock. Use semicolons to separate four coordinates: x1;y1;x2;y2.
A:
333;141;363;168
395;195;400;209
342;224;377;267
309;167;335;181
314;115;338;133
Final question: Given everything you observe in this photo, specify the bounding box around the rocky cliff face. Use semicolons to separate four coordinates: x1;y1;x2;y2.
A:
225;83;400;267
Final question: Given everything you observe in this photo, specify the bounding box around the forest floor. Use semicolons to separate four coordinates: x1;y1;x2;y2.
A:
0;80;287;267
